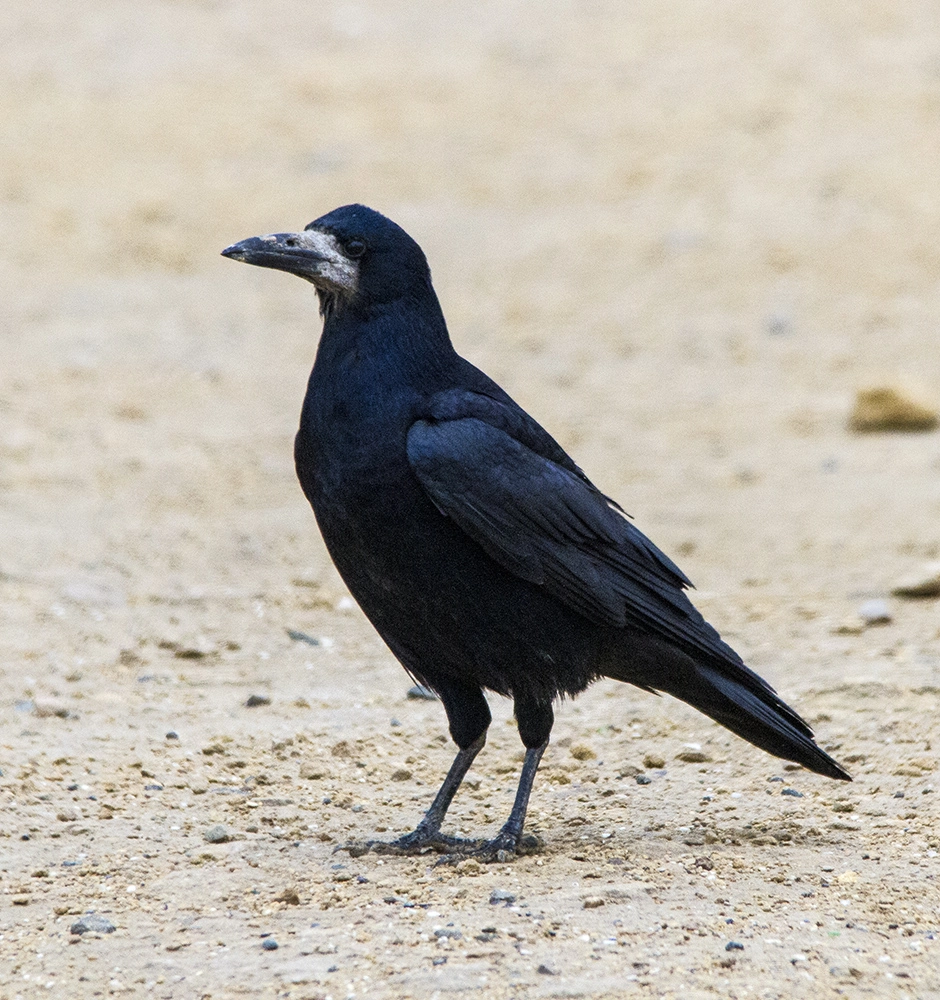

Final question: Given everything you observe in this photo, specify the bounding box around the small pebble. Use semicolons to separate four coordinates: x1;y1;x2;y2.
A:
165;731;179;740
570;743;597;761
432;956;447;966
203;824;231;844
891;562;940;599
849;386;938;433
286;628;320;646
766;312;792;336
538;962;560;975
245;694;271;707
262;938;279;951
71;915;116;936
489;889;515;906
858;599;891;625
635;774;652;785
406;685;438;700
676;750;711;763
726;941;744;951
583;896;605;909
643;753;665;769
832;619;865;635
781;788;803;797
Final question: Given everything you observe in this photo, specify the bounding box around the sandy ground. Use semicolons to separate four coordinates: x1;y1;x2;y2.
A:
2;2;940;997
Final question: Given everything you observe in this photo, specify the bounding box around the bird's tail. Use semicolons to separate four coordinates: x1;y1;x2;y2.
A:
606;642;851;781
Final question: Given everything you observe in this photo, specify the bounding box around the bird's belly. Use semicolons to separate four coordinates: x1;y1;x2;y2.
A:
313;484;603;700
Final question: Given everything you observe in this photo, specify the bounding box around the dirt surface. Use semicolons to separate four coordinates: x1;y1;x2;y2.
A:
2;2;940;998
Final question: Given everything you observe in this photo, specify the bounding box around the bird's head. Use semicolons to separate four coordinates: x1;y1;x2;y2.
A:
222;204;432;317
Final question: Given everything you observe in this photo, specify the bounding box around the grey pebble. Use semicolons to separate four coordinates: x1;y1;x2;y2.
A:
726;941;744;951
538;962;560;976
203;824;231;844
406;685;439;701
245;694;271;707
165;731;179;740
635;774;652;785
432;956;447;966
71;914;116;935
286;628;320;646
489;889;516;905
262;938;279;951
781;788;804;797
434;928;462;939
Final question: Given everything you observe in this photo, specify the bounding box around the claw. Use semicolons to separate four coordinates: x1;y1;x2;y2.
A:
335;828;480;858
433;831;544;866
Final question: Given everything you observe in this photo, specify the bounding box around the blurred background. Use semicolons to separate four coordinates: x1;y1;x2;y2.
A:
2;0;939;691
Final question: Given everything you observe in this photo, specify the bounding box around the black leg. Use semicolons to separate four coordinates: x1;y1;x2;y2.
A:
441;696;553;863
371;732;486;854
469;738;548;862
341;679;491;857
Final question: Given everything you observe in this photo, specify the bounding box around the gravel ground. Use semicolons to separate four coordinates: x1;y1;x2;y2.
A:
1;2;939;998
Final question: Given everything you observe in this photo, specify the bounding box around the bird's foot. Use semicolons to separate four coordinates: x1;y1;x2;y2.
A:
433;831;543;866
374;829;479;856
335;827;478;858
472;831;543;864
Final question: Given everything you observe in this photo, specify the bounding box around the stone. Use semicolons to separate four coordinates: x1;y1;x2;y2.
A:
406;685;438;700
849;386;938;432
891;562;940;599
858;599;891;625
71;915;116;935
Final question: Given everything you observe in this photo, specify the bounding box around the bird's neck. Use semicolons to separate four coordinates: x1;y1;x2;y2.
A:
314;290;460;391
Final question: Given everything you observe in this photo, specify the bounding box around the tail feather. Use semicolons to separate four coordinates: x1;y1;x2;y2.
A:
687;664;851;781
606;637;851;781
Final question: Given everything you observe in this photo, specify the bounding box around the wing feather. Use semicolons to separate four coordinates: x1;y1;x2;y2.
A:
407;410;737;665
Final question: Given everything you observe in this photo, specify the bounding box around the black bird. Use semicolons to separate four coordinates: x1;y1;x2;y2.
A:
222;205;850;860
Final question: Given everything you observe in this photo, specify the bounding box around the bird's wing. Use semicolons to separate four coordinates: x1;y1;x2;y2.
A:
407;407;736;663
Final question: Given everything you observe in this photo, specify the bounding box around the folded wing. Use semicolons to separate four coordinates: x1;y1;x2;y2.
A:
407;409;733;665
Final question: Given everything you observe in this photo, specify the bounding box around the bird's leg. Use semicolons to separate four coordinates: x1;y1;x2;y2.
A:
353;678;493;856
460;696;553;862
371;732;486;855
469;739;547;862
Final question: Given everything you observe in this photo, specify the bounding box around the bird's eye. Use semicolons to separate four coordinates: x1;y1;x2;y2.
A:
344;239;366;259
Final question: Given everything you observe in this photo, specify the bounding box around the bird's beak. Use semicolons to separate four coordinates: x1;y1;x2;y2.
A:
221;229;358;294
221;232;328;277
